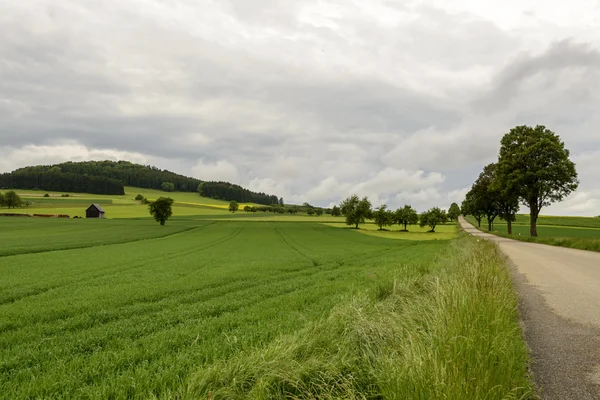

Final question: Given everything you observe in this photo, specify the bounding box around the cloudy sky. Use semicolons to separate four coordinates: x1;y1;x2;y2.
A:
1;0;600;214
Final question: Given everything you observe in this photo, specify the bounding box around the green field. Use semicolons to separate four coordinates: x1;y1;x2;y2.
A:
6;187;251;218
466;214;600;252
0;214;532;399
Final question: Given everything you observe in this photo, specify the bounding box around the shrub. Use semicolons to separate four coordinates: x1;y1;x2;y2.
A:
44;193;50;197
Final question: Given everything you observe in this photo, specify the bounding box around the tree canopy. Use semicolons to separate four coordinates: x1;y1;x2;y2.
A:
419;207;447;232
229;200;239;213
161;182;175;192
373;204;393;230
447;203;461;222
497;125;578;236
340;195;372;229
148;197;174;226
394;205;419;231
3;191;23;209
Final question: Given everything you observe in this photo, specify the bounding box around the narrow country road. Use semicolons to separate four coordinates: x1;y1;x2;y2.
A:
459;216;600;399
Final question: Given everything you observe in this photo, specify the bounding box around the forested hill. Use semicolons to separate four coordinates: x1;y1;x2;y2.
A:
0;160;280;204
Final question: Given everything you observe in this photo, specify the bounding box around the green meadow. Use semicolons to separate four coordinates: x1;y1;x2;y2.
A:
0;190;533;399
466;214;600;252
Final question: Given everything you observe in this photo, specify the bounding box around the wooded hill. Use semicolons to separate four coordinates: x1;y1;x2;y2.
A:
0;160;279;204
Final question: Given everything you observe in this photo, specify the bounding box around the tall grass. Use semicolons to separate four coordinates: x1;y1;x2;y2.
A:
182;235;534;399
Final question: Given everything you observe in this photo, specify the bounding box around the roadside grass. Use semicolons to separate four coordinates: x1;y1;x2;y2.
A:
465;215;600;253
183;233;533;399
324;222;458;241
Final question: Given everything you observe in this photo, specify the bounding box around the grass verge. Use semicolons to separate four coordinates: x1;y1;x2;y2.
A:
465;216;600;253
492;232;600;253
181;234;534;400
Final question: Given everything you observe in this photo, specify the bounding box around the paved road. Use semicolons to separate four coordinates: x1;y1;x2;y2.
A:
459;217;600;399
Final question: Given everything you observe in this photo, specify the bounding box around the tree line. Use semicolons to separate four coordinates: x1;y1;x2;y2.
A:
0;160;281;205
339;195;460;232
0;167;125;195
462;125;578;237
198;182;279;206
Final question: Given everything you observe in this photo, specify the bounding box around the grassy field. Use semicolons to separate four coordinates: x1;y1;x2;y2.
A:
5;187;253;218
466;214;600;252
0;216;532;399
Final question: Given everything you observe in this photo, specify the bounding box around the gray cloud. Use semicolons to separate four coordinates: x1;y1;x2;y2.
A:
1;0;599;214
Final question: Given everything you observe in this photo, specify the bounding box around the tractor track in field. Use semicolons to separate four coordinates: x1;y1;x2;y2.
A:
460;217;600;399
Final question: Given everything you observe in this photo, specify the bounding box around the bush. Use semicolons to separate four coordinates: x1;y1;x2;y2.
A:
44;193;50;197
135;194;145;201
61;194;70;197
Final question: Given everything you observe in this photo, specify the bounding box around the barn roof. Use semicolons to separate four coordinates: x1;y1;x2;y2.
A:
87;204;105;213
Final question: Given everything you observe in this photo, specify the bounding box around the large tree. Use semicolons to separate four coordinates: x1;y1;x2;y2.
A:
497;125;578;237
447;202;461;222
419;207;447;232
340;195;372;229
4;191;23;209
148;197;174;226
373;204;393;230
394;205;419;231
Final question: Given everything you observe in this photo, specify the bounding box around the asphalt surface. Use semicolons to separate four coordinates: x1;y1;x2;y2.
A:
459;217;600;399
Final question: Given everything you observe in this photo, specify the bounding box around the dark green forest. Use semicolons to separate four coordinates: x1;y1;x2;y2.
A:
0;161;279;204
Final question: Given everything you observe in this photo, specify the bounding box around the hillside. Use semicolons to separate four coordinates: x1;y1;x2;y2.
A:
0;160;279;205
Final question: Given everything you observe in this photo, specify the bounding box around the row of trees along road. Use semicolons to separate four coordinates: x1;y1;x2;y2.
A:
462;125;578;237
340;194;460;232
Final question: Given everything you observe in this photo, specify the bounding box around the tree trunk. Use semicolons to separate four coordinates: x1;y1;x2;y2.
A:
355;222;359;229
530;201;538;237
488;220;492;231
530;212;537;237
404;222;407;231
507;218;512;235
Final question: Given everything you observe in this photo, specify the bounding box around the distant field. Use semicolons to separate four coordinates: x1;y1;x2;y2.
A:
465;214;600;252
325;222;458;241
4;187;258;219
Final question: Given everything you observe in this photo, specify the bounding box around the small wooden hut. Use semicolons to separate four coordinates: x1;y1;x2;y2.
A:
86;204;105;219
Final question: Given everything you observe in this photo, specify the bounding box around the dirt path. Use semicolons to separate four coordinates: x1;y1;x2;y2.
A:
459;217;600;399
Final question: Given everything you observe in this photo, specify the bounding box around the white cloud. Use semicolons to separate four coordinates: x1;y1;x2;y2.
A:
191;159;240;183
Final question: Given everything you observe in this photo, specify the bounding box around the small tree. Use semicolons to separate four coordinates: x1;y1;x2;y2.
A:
229;200;239;213
279;197;285;206
148;197;173;226
135;194;145;201
307;209;315;216
25;200;32;207
243;205;252;212
331;205;341;217
373;204;393;230
497;125;578;237
394;205;419;231
4;191;23;209
340;195;372;229
0;193;4;208
419;207;446;232
315;208;324;216
161;182;175;192
447;202;460;222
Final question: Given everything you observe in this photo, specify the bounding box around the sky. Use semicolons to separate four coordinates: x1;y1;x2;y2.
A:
1;0;600;214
